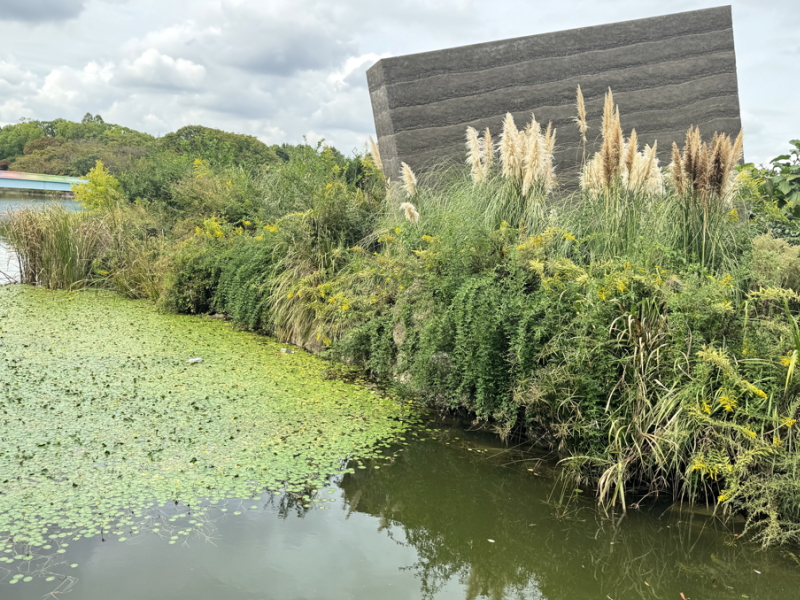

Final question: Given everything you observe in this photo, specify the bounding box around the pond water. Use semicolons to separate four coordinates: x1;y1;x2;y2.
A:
0;192;80;283
2;238;800;599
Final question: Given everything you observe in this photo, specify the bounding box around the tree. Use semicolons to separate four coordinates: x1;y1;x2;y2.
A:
0;121;45;160
72;160;125;211
159;125;280;169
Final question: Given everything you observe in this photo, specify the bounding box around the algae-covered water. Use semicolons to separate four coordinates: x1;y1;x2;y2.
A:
2;285;800;599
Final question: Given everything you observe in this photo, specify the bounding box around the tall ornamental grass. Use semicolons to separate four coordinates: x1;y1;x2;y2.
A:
2;206;103;289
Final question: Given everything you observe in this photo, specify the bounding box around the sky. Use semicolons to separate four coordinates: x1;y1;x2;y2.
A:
0;0;796;165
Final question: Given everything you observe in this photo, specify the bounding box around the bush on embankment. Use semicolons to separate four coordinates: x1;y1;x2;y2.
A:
7;93;800;546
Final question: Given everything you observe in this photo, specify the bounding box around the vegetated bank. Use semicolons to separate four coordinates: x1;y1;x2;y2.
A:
5;90;800;547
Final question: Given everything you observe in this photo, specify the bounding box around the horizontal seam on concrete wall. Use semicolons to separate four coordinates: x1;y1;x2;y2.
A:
389;73;740;134
384;48;736;112
374;25;732;86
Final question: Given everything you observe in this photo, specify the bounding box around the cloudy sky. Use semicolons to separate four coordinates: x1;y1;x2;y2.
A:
0;0;796;164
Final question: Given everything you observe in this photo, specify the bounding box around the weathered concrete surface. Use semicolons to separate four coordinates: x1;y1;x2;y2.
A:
367;6;742;183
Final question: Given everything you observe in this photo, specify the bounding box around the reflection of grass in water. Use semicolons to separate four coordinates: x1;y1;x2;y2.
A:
340;430;800;600
0;285;412;581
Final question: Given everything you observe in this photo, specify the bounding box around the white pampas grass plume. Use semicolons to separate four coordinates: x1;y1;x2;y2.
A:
399;202;419;224
369;136;383;173
520;114;556;195
400;161;417;197
482;127;494;179
521;114;542;195
574;85;589;145
499;113;523;180
580;152;604;194
542;122;557;193
642;142;663;194
466;127;484;183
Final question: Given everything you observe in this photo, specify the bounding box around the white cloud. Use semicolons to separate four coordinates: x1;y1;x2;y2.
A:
0;0;796;162
117;49;206;90
37;61;114;105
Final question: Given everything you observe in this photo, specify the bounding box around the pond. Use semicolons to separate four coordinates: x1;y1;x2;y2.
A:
2;268;800;599
0;192;80;284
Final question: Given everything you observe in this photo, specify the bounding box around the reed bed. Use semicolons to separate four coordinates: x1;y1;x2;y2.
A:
2;206;105;289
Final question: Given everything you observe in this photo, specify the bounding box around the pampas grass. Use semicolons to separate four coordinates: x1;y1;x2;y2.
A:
574;85;589;164
466;127;495;184
466;127;485;183
400;161;418;197
668;127;743;199
667;126;745;267
482;127;494;180
369;136;383;173
399;201;419;223
580;90;662;196
499;113;522;180
493;112;556;195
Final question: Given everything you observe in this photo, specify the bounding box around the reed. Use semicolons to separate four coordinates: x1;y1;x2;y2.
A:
2;206;106;289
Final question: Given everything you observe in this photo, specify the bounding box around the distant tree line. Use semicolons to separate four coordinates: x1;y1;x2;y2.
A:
0;113;297;180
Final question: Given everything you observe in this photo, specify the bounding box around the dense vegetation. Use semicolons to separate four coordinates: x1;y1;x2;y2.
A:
5;91;800;547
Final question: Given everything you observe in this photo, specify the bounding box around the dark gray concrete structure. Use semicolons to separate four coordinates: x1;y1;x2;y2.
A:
367;6;742;183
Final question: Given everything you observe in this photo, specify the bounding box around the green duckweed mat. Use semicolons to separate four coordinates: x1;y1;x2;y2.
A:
0;285;411;558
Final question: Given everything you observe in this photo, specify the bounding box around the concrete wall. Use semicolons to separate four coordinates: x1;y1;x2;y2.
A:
367;6;742;184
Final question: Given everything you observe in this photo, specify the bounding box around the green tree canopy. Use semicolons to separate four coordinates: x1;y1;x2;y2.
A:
158;125;280;169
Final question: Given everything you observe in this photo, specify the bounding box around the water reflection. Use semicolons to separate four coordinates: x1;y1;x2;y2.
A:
2;421;800;599
339;422;800;600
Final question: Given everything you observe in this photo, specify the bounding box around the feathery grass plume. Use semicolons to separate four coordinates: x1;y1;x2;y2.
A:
682;126;701;192
520;115;558;196
580;88;623;194
642;142;662;194
400;161;418;197
707;133;729;197
368;136;383;173
672;127;744;200
580;153;603;194
667;126;746;268
574;85;588;145
466;126;485;183
694;140;709;195
399;201;419;223
499;113;523;180
595;89;624;188
623;129;638;178
670;142;684;194
481;127;494;180
542;122;557;192
521;115;543;196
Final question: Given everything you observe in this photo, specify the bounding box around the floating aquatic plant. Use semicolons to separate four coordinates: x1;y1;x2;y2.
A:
0;286;412;571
